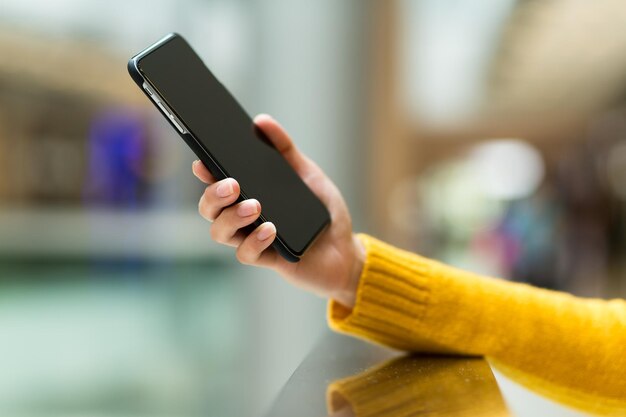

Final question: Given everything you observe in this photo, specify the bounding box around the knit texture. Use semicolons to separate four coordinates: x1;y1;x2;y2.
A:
328;234;626;414
326;356;509;417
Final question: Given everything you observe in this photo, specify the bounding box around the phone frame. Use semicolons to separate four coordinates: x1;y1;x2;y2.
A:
128;33;328;262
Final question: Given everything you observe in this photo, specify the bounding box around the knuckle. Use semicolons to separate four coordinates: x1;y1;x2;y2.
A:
209;224;222;242
197;193;205;209
198;191;212;216
204;185;220;204
203;184;213;199
198;198;207;216
209;224;218;241
199;203;214;222
235;247;252;265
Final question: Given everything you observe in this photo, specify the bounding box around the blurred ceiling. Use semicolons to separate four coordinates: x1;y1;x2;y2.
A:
2;1;626;122
486;0;626;117
0;29;143;105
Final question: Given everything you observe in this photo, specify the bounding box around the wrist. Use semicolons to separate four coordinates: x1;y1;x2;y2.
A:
333;234;365;308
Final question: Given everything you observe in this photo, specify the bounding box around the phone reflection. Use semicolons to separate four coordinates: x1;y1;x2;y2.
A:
325;355;510;417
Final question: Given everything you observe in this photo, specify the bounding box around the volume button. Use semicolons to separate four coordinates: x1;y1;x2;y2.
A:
142;82;187;133
143;82;154;96
170;116;185;134
155;100;168;115
167;111;187;134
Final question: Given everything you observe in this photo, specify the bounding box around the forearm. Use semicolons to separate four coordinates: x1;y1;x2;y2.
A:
328;234;626;404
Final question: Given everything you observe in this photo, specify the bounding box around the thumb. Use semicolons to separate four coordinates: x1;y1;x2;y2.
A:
253;114;312;178
253;114;338;209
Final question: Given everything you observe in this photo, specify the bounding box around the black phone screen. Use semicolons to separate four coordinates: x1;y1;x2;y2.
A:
135;35;329;256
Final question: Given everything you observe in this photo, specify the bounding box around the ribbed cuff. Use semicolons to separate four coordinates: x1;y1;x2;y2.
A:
327;234;436;351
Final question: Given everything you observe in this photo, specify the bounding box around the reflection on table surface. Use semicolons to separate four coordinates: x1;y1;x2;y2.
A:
266;332;625;417
265;332;509;417
327;355;509;417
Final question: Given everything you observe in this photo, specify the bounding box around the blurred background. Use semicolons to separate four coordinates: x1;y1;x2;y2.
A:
1;0;626;416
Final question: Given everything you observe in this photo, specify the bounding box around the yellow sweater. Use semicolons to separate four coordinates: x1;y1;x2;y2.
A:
328;234;626;415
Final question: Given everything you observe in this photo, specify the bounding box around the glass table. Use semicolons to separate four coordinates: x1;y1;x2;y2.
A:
265;332;620;417
0;260;620;417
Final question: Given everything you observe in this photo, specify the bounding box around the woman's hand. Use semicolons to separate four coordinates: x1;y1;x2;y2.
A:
193;114;364;307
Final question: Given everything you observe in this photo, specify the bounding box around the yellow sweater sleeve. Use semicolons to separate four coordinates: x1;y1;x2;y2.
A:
328;234;626;412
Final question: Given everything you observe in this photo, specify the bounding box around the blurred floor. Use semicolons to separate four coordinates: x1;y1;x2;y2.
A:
0;259;310;417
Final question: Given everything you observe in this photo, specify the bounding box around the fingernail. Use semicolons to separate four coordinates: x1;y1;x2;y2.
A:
237;200;259;217
216;179;234;197
192;160;200;167
257;223;276;241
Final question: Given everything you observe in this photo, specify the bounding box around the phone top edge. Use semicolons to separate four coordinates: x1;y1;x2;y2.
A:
127;33;241;194
130;33;179;65
127;33;179;86
127;48;234;187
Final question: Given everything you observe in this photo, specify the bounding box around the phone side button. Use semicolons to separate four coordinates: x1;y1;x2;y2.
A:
143;82;154;96
170;117;186;134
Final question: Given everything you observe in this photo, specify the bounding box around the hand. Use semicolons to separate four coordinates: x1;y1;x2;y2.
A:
325;405;355;417
193;114;364;307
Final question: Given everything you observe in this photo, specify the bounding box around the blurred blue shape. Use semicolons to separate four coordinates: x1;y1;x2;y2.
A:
84;108;148;208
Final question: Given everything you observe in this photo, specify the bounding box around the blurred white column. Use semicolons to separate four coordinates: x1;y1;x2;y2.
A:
247;0;368;411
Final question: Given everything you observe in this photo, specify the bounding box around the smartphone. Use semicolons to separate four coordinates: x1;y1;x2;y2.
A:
128;33;330;262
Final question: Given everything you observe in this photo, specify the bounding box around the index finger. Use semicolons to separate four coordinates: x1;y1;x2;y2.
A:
192;160;216;184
